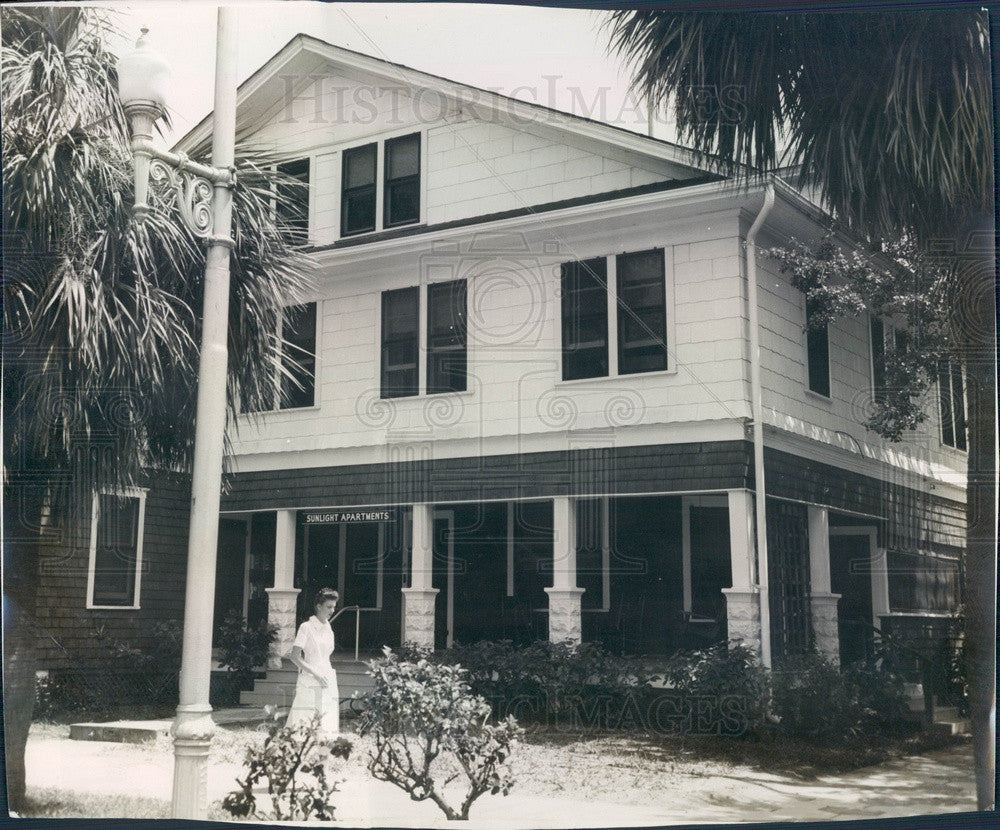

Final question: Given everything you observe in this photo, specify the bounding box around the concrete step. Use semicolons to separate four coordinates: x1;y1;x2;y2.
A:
931;718;970;736
70;706;282;744
239;661;374;709
239;689;365;712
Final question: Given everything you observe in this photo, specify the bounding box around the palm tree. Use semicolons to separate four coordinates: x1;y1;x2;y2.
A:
607;9;994;810
2;7;313;811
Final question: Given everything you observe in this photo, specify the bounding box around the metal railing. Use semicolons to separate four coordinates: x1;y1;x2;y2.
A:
329;605;362;662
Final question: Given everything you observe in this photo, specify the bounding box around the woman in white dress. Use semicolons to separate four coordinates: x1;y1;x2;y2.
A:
285;587;340;735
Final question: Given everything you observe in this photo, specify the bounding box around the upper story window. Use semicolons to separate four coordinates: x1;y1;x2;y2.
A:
276;158;310;242
88;491;145;609
241;302;317;413
341;134;422;238
381;287;419;398
560;248;668;382
381;280;467;399
342;143;377;236
617;249;668;375
938;359;967;451
870;317;887;403
384;133;421;228
426;280;468;394
280;303;317;409
805;297;830;397
561;258;608;381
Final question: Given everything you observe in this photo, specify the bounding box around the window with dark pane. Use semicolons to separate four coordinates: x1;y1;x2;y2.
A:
341;143;376;236
280;303;316;409
617;248;667;374
276;158;310;242
384;133;420;228
870;317;886;403
938;360;967;450
93;494;140;606
426;279;467;394
381;287;419;398
561;258;608;381
806;298;830;397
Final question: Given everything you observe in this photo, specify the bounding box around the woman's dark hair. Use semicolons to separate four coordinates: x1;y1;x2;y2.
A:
313;587;339;608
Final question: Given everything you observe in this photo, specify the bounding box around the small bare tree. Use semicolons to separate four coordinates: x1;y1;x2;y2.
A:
222;712;352;821
361;648;522;821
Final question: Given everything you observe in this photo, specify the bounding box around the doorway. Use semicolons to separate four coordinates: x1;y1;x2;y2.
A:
301;514;402;654
829;528;876;665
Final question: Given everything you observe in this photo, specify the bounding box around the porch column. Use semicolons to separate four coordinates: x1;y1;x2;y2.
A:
402;503;437;648
545;496;584;644
265;509;300;669
722;490;761;652
808;506;840;663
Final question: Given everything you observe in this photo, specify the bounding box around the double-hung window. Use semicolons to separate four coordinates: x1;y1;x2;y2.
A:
805;297;830;397
870;317;887;403
560;248;668;381
280;303;317;409
938;360;967;450
426;280;468;394
341;143;377;236
276;158;310;242
384;133;420;228
380;287;420;398
617;249;668;374
241;303;317;412
561;258;609;381
88;491;145;609
341;134;422;238
381;280;467;398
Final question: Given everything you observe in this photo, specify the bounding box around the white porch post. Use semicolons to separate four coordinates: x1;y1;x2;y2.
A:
871;543;891;628
265;509;300;669
808;506;840;663
545;496;584;644
402;503;437;648
722;490;761;652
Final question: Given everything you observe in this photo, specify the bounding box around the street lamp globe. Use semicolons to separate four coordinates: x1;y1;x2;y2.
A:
118;26;170;138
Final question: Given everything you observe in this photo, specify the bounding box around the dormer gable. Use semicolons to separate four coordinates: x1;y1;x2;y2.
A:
173;35;715;245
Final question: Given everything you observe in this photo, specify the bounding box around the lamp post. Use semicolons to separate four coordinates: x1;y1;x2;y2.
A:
119;10;238;820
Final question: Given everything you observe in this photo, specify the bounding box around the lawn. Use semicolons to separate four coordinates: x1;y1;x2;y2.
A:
22;718;967;822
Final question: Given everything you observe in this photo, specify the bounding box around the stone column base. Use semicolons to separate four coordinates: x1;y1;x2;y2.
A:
402;587;439;649
810;592;841;665
265;588;300;669
544;587;584;645
722;587;761;655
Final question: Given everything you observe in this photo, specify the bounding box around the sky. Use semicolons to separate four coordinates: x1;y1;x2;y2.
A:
106;2;666;147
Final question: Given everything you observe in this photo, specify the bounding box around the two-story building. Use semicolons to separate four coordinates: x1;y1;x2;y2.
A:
35;36;966;685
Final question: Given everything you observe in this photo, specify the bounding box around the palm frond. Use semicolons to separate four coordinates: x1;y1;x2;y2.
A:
3;7;315;498
605;9;992;241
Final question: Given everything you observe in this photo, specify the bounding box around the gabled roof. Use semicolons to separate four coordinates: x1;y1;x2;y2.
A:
173;33;709;176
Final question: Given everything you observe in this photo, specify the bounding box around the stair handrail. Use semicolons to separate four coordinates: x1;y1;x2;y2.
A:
330;604;362;662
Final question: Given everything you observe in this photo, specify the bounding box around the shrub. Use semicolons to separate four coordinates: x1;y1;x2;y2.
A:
408;639;644;726
35;622;185;720
217;610;277;691
771;651;913;745
657;642;770;737
362;648;522;821
222;712;352;821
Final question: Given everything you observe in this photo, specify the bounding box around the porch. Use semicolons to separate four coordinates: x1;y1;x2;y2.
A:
213;491;886;668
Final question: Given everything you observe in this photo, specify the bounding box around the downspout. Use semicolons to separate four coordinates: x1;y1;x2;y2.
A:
744;183;775;669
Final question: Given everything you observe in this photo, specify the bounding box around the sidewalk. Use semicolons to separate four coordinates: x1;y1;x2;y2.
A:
25;725;977;826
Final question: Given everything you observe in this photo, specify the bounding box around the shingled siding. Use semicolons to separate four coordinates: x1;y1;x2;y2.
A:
220;441;754;511
34;471;191;673
763;447;965;553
